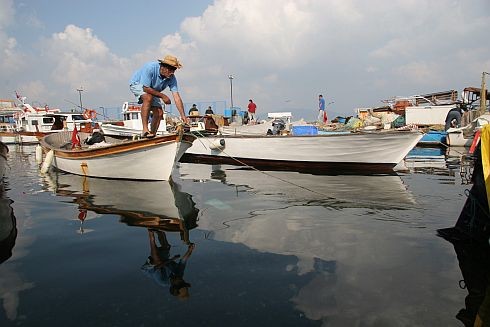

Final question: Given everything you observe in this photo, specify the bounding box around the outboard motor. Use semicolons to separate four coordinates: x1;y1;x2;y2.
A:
242;111;250;125
269;119;286;135
84;131;105;145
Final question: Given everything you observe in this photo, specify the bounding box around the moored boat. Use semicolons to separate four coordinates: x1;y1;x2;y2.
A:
100;102;169;137
182;130;423;174
39;130;196;180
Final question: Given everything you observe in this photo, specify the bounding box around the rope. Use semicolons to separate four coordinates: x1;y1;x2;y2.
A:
464;188;490;233
190;129;335;199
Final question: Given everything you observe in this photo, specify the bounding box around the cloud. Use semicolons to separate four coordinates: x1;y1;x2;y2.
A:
0;0;27;95
36;25;131;105
0;0;15;29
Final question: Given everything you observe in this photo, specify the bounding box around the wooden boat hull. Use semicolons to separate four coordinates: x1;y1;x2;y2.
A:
40;131;196;180
182;131;423;173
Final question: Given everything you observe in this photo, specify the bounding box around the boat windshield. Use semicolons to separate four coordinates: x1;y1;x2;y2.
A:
71;114;86;121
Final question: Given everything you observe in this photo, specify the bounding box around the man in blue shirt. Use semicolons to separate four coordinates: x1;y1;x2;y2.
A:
318;94;327;124
129;55;187;138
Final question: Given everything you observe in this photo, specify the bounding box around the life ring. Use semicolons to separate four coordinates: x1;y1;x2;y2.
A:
83;109;97;120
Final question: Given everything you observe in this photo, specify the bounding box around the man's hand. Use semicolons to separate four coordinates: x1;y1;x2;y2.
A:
160;93;171;105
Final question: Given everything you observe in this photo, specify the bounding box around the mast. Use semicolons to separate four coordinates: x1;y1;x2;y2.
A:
480;72;488;116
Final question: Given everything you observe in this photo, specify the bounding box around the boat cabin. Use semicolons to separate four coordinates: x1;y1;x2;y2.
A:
17;112;94;133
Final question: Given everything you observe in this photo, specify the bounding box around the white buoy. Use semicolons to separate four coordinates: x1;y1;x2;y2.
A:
40;150;54;173
35;144;43;163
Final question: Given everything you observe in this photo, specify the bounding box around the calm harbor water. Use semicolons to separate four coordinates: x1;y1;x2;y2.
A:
0;144;478;326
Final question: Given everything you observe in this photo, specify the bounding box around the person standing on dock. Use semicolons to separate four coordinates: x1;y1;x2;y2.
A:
248;99;257;123
129;55;187;138
318;94;328;124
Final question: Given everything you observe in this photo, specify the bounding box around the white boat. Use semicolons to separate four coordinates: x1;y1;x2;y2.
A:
100;101;223;137
0;100;23;144
15;110;95;144
0;122;19;144
4;94;96;144
0;141;8;178
182;131;423;174
39;130;196;180
446;113;490;147
100;102;169;137
219;112;293;136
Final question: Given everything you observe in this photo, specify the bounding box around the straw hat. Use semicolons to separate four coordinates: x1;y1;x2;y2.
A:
158;55;182;69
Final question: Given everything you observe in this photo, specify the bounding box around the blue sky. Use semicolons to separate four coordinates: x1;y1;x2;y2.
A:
1;0;489;120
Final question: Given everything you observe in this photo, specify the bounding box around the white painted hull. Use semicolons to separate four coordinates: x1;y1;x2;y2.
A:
100;122;167;137
41;132;196;180
446;113;490;147
184;131;423;172
0;134;18;144
100;124;143;137
18;134;41;144
0;132;42;144
53;144;180;180
446;131;473;147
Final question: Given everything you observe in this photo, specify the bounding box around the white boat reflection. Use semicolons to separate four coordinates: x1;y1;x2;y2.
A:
178;163;416;208
176;163;424;323
47;171;199;238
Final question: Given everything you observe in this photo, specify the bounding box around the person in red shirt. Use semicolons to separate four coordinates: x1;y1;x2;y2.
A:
247;99;257;123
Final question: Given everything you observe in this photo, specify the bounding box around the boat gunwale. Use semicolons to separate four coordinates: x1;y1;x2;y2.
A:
212;130;424;139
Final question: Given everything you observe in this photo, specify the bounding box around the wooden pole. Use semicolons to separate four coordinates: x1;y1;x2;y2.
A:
480;72;487;116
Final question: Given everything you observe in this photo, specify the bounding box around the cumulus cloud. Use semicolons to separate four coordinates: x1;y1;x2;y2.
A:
37;25;131;105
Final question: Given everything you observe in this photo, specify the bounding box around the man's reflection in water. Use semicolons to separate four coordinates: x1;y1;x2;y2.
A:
141;228;195;300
